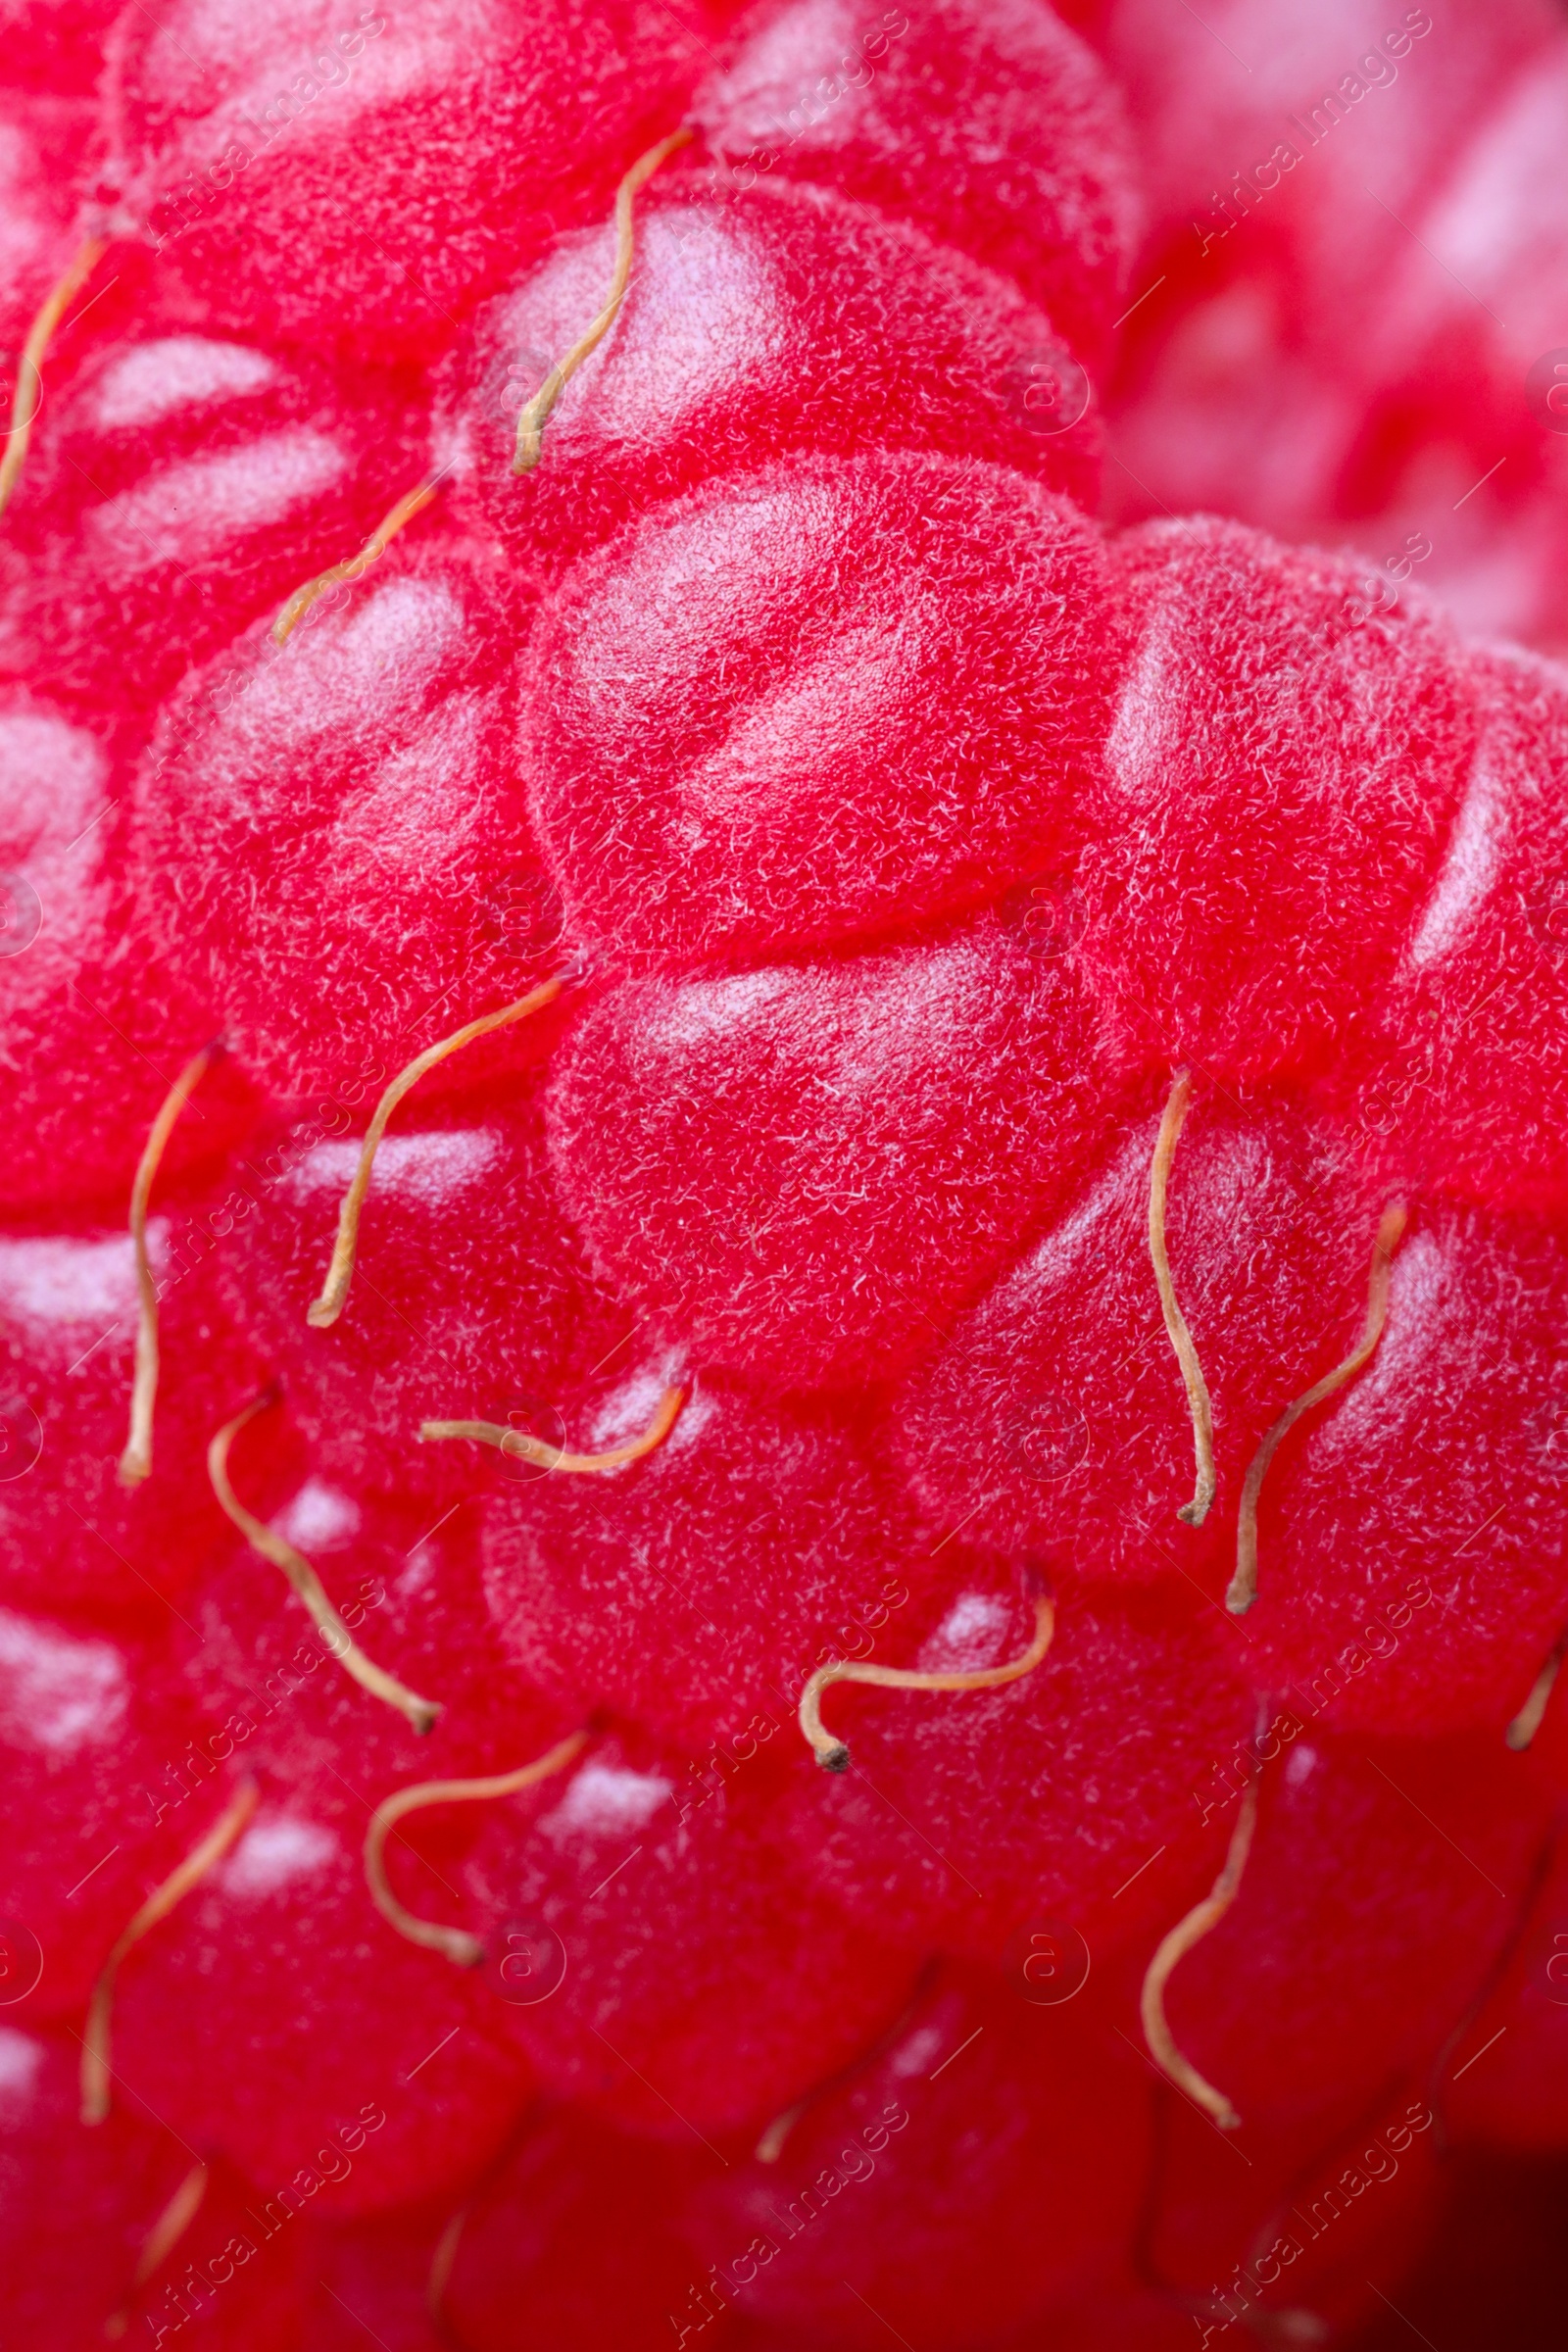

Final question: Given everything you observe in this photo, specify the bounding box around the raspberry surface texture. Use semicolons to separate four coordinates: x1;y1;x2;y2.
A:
3;1;1567;2345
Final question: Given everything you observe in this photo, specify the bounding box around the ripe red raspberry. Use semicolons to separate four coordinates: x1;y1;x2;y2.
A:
435;173;1102;575
678;1962;1151;2344
0;85;101;358
216;1088;616;1507
433;2109;714;2352
0;326;427;725
105;0;711;360
694;0;1141;368
456;1723;923;2137
788;1567;1253;1958
1075;514;1477;1081
480;1372;929;1748
6;0;1568;2339
0;1212;250;1610
1323;645;1568;1218
896;1087;1384;1584
519;449;1117;970
126;534;553;1102
545;908;1114;1385
1246;1203;1568;1734
0;1609;219;2019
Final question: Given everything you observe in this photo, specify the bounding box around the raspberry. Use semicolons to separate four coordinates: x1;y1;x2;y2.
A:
0;325;427;725
105;1784;535;2209
1153;1732;1550;2144
678;1961;1151;2345
545;908;1114;1385
0;686;263;1216
435;173;1102;576
519;450;1117;969
0;1608;219;2021
1245;1203;1568;1735
0;86;101;359
0;0;123;93
6;0;1568;2336
0;1213;248;1611
1446;1815;1568;2152
0;2026;190;2342
126;534;553;1102
480;1372;928;1748
105;0;710;361
215;1088;615;1508
435;2108;712;2352
895;1085;1384;1585
790;1567;1253;1959
1324;646;1568;1218
1075;514;1477;1081
1092;0;1568;653
695;0;1140;368
172;1479;574;1804
457;1724;922;2136
1135;2079;1449;2347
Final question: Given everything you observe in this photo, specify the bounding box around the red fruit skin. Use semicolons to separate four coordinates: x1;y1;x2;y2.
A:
1160;1733;1548;2144
2;685;118;1044
436;174;1101;578
0;1610;220;2022
0;686;265;1218
1446;1818;1568;2152
457;1727;922;2139
1093;0;1568;654
0;1214;248;1615
0;957;265;1225
171;1478;576;1817
1246;1204;1568;1737
108;1788;534;2214
117;2157;314;2352
0;89;100;356
0;0;125;91
127;536;553;1102
1136;2081;1447;2350
217;1089;616;1507
789;1566;1254;1961
694;0;1140;369
895;1089;1383;1588
0;2026;193;2347
480;1370;931;1753
519;451;1119;972
1074;514;1477;1081
106;0;710;362
439;2109;719;2352
678;1964;1151;2349
298;2204;447;2352
0;328;427;725
1320;645;1568;1219
546;908;1118;1389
